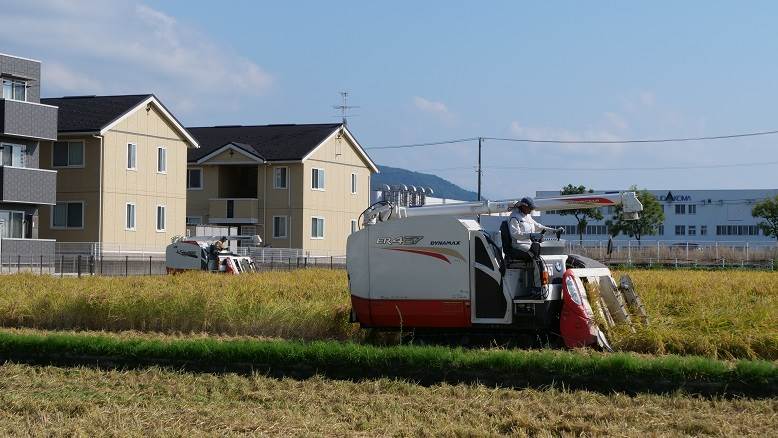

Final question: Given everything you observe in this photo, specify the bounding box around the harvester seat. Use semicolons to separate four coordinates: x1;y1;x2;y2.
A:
499;220;533;266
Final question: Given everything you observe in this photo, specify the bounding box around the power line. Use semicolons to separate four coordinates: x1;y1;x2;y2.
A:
483;129;778;144
416;160;778;173
365;137;477;150
366;129;778;150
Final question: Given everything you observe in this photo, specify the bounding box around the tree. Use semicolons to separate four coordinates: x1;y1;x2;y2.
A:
558;184;604;244
606;186;665;247
752;195;778;241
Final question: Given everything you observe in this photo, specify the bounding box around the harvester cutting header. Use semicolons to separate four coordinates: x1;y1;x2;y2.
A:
347;191;647;349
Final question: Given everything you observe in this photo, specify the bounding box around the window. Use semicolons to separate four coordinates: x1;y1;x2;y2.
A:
351;173;357;194
52;141;83;168
351;219;358;234
125;203;136;230
157;147;167;173
127;143;137;170
311;168;325;190
700;225;707;236
675;225;685;236
273;167;288;189
187;168;202;189
716;225;760;236
0;210;25;238
2;78;26;101
272;216;288;239
156;205;166;231
186;216;202;225
658;225;665;235
0;143;26;167
51;202;83;229
688;204;697;215
688;225;696;236
675;204;686;215
311;217;324;239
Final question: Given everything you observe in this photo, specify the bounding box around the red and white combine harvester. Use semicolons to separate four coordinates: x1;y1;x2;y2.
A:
346;192;648;349
166;235;258;274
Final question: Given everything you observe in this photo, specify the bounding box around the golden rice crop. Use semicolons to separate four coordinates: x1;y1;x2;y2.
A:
0;268;775;359
610;269;778;360
0;270;358;341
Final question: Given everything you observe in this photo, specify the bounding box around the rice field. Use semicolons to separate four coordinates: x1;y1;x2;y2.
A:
0;362;774;437
0;269;775;359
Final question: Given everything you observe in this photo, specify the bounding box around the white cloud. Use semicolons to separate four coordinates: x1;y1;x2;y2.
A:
0;0;273;117
43;62;103;93
413;96;449;114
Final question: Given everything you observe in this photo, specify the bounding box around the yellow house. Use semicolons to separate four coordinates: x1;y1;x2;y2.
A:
186;123;378;255
38;94;199;254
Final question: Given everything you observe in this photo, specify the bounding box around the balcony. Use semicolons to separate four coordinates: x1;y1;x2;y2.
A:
0;166;57;205
208;198;260;224
0;99;58;141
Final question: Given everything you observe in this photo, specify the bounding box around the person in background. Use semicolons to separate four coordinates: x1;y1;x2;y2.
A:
214;236;228;252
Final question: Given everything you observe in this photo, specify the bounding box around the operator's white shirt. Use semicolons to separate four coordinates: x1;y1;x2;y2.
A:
509;210;554;250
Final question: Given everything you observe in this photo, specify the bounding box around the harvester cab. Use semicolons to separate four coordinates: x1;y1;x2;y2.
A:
165;235;259;274
347;191;648;349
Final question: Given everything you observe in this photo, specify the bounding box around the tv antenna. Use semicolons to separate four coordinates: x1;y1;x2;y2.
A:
333;91;359;126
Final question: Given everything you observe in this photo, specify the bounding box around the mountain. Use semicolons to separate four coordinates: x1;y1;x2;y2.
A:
372;165;478;201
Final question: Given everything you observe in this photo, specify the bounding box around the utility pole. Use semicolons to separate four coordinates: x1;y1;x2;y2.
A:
476;137;483;201
333;91;359;126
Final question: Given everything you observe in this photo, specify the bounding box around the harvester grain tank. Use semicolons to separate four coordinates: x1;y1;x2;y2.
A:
347;192;647;348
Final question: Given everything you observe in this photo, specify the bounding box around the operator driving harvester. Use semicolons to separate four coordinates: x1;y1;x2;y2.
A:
346;191;647;349
166;235;259;274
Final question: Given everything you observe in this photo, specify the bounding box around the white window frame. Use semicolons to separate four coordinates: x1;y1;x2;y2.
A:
156;204;166;232
2;78;27;102
273;166;288;189
125;202;136;231
351;219;358;234
272;215;288;239
351;172;357;194
157;146;167;174
127;143;137;170
310;216;325;239
51;140;85;168
311;168;325;191
50;201;85;230
186;216;202;225
187;168;203;190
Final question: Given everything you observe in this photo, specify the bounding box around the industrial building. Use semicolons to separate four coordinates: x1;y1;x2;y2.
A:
537;189;778;243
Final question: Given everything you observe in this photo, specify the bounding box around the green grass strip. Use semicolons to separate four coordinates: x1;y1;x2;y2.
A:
0;330;774;396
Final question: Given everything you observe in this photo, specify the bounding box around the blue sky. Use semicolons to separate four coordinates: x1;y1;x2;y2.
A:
2;1;777;198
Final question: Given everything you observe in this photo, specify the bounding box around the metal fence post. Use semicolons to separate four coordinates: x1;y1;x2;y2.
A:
149;256;152;275
125;256;129;276
100;256;103;275
77;255;82;278
16;255;20;273
330;256;333;270
60;255;64;278
40;255;43;275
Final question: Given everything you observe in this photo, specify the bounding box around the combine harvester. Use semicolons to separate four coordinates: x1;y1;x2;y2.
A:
166;235;259;274
346;192;648;349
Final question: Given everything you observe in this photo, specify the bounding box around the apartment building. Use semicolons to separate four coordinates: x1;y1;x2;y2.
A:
38;94;199;254
186;123;378;254
0;53;58;260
